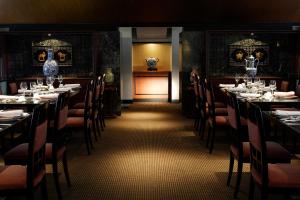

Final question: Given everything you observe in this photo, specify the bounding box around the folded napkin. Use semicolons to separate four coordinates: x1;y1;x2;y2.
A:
227;87;247;92
0;109;24;118
17;89;31;93
37;93;59;99
219;84;235;88
239;93;261;98
274;91;295;97
63;84;81;88
53;88;71;92
274;110;300;116
0;95;19;100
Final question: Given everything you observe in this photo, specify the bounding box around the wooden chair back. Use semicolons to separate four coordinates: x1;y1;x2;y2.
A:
280;80;289;92
27;103;49;188
246;102;268;187
9;82;18;95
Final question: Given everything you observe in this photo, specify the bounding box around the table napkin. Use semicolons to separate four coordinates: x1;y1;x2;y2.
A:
0;109;24;117
37;93;59;99
239;93;261;98
0;95;19;100
219;84;235;88
274;110;300;116
274;91;295;97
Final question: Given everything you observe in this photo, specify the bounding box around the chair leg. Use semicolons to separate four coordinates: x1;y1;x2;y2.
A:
27;191;34;200
248;175;255;200
52;161;63;200
41;176;48;200
199;117;206;139
234;158;243;198
227;151;234;186
209;126;216;154
206;125;211;148
62;152;71;187
92;119;98;142
261;188;268;200
101;112;106;127
88;126;94;149
96;117;102;137
84;127;91;155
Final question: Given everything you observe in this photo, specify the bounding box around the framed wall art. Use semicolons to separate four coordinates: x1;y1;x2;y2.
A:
229;39;269;66
32;39;72;66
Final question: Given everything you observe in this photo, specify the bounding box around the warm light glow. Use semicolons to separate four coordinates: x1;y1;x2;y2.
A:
135;77;168;95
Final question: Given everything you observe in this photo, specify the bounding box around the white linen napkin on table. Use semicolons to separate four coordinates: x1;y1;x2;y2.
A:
219;84;235;88
0;95;19;100
36;93;59;99
239;93;261;98
274;91;295;97
0;109;24;118
63;84;80;88
274;110;300;116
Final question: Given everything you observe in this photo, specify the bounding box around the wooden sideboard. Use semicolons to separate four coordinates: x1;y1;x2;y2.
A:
133;71;171;102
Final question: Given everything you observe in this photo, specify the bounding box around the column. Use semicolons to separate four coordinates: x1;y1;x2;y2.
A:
119;27;133;106
171;27;183;102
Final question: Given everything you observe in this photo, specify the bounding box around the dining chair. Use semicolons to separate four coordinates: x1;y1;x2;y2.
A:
205;81;229;153
66;80;94;155
8;82;18;95
295;84;300;97
68;76;102;139
247;102;300;200
4;93;72;200
192;74;202;130
226;92;291;198
0;103;48;200
98;74;106;130
198;78;227;138
280;80;289;92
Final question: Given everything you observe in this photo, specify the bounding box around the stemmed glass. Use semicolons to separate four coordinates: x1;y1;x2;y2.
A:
30;82;37;90
57;75;63;87
234;74;240;87
37;78;43;87
20;82;27;96
269;80;277;95
46;76;54;89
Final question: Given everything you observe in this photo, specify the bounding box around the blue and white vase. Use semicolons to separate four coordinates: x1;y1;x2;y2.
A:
43;49;58;76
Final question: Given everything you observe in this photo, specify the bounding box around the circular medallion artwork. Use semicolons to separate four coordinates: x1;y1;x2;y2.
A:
252;48;267;62
231;48;248;62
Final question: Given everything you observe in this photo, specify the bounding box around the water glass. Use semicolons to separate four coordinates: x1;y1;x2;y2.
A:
269;80;277;94
57;75;63;87
30;82;37;90
234;74;240;86
46;76;54;88
20;82;27;96
37;78;43;87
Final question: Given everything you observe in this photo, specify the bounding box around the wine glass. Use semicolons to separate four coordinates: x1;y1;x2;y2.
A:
234;74;240;87
57;75;63;87
37;78;43;87
30;82;37;90
269;80;277;94
46;76;54;89
20;82;27;96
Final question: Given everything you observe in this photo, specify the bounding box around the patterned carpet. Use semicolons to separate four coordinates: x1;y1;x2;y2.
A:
6;102;290;199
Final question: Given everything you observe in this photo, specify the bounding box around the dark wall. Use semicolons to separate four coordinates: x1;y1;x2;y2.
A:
4;33;93;77
207;32;298;77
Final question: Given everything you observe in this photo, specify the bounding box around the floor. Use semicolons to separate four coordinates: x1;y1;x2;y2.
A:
6;102;292;199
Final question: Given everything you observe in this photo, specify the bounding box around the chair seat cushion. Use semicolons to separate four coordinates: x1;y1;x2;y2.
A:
252;164;300;188
72;102;84;109
45;144;66;161
68;109;84;117
66;117;84;127
215;107;228;116
209;116;228;126
268;164;300;188
0;165;27;189
0;165;45;189
215;102;226;108
230;141;291;163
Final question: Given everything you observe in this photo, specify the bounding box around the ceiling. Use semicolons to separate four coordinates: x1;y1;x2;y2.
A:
0;0;300;28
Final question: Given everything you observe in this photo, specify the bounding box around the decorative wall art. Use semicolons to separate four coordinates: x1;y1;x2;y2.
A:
32;39;72;66
229;39;269;66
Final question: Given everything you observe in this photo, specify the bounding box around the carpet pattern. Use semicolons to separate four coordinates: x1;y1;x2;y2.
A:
7;102;289;199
